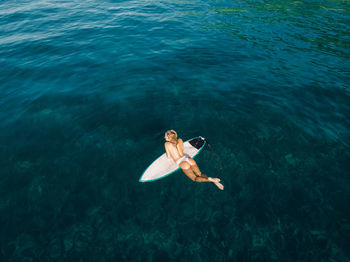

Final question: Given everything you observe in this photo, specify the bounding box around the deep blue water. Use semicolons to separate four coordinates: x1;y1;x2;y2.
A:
0;0;350;261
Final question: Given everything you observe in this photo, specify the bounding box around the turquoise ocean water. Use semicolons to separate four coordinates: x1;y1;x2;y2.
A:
1;0;349;261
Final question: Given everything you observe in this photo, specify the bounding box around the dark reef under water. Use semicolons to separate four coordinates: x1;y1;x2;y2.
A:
1;100;349;261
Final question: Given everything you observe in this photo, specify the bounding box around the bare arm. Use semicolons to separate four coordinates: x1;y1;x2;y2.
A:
177;138;184;154
164;142;171;159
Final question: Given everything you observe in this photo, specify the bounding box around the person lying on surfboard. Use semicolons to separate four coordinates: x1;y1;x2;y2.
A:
164;130;224;190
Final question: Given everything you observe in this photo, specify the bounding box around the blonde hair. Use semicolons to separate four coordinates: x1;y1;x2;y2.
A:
165;130;178;144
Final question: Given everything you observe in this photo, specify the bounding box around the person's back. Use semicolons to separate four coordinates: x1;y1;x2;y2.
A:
164;138;184;163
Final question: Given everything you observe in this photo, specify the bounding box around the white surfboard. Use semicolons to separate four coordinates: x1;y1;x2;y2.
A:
139;137;206;182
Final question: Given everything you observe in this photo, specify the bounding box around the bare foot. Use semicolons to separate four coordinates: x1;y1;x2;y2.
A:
208;177;224;190
208;177;221;183
214;182;224;190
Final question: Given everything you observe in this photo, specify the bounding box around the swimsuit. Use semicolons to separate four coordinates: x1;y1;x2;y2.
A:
176;154;191;166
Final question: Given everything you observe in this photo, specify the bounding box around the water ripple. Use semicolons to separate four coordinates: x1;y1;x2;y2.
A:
0;0;349;142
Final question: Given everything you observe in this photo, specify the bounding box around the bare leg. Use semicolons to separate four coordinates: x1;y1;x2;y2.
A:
181;167;211;182
180;164;224;190
190;162;202;177
187;158;209;178
187;159;223;189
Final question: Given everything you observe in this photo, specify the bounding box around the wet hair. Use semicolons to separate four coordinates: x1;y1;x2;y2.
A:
165;130;178;144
